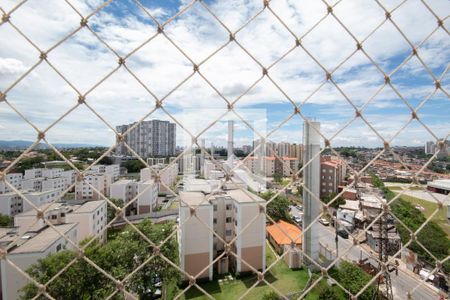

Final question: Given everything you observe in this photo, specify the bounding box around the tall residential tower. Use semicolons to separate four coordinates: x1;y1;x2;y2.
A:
302;121;321;267
116;120;176;158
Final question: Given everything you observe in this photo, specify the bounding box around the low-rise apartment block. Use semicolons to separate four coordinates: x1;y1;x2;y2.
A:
179;189;266;280
140;163;178;193
0;189;61;217
110;179;158;215
0;173;23;194
75;173;106;200
0;223;78;300
14;200;107;243
75;165;120;200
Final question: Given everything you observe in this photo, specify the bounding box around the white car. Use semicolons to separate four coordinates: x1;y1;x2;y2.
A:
319;218;330;226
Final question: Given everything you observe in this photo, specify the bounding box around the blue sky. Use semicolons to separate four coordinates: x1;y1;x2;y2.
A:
0;0;448;149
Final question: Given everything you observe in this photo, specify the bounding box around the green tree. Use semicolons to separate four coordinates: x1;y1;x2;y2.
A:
262;291;281;300
0;214;13;227
273;173;282;184
21;220;179;300
330;261;376;300
107;198;124;223
321;192;345;209
15;157;45;173
261;191;292;222
122;160;145;173
371;174;450;274
318;286;340;300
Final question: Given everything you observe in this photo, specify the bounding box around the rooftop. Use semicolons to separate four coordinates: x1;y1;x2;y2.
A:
224;189;265;204
71;200;106;213
10;223;77;254
267;220;302;245
180;191;209;206
180;189;265;206
339;200;360;211
427;179;450;190
15;202;74;217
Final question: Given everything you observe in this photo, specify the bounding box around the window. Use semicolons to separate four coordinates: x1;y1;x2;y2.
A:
51;215;57;220
226;217;232;223
213;218;217;224
213;204;217;211
226;204;232;210
56;244;62;251
225;230;232;236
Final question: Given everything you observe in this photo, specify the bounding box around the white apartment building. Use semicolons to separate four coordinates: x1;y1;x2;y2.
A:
22;177;43;191
0;173;23;194
75;173;106;200
22;189;62;213
14;202;70;235
14;200;107;243
203;160;225;180
0;223;78;300
0;193;23;216
42;168;63;179
65;200;107;243
110;179;158;215
42;177;66;192
140;163;178;193
91;164;120;182
243;156;300;177
0;189;61;217
61;170;76;190
24;168;43;180
22;168;71;193
183;178;221;194
179;189;266;280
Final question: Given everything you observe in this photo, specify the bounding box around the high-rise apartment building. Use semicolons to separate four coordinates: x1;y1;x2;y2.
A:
320;155;346;198
116;120;176;158
302;121;321;266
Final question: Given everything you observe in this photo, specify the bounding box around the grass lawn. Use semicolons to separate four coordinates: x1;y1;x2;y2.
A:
169;200;180;210
182;242;347;300
391;190;450;237
183;242;310;300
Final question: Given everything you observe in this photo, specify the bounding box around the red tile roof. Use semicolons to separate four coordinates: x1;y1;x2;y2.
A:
266;220;302;245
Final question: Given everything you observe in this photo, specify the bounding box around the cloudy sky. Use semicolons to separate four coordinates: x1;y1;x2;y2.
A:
0;0;449;149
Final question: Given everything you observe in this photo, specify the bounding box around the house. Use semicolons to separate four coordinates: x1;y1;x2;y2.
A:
266;220;302;268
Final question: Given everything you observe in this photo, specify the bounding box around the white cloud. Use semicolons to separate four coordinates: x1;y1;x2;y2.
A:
0;0;448;148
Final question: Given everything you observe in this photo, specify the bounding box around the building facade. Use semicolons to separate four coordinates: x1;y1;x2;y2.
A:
179;189;266;280
116;120;176;158
320;156;346;198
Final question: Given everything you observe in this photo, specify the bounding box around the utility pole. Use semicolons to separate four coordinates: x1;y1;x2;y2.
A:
373;210;394;300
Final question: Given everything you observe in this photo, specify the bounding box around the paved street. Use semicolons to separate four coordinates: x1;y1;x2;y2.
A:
317;224;442;300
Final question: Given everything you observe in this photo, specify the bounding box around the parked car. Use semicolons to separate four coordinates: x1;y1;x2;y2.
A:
318;218;330;226
294;216;302;224
296;205;303;211
337;229;349;239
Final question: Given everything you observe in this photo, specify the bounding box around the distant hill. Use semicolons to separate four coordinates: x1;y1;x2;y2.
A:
0;140;104;150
